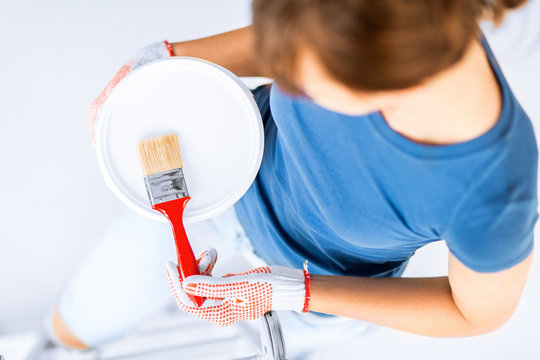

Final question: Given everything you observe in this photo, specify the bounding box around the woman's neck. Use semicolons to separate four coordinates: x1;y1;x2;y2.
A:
381;39;502;146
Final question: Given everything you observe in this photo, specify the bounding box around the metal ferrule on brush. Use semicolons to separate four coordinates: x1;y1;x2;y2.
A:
143;168;189;206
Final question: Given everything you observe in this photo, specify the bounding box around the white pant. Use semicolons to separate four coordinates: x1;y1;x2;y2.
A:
53;206;371;358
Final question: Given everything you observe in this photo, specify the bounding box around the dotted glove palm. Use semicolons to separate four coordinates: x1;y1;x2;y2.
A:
88;41;174;146
166;250;310;327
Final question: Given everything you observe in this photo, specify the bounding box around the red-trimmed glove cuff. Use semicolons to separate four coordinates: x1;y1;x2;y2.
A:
164;40;174;57
302;260;311;313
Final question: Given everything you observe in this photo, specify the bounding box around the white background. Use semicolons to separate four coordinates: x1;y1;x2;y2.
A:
0;0;539;359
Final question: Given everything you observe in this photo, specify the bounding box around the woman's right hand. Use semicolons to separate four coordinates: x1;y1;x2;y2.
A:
88;41;174;148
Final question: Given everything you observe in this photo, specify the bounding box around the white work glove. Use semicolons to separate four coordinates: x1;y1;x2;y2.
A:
88;41;174;147
166;250;311;327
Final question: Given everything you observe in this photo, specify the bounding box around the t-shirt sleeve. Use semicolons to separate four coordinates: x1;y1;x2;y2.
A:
445;152;538;273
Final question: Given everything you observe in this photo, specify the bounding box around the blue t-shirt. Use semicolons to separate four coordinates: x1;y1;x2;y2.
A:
235;37;538;276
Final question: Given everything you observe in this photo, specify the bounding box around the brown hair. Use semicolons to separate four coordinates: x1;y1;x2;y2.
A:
252;0;528;95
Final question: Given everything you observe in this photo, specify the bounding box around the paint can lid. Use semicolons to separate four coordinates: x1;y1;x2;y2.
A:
96;57;264;223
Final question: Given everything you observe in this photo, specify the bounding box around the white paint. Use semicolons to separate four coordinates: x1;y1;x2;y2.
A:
96;57;264;223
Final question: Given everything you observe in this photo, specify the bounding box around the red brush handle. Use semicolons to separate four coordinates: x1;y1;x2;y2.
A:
152;196;204;307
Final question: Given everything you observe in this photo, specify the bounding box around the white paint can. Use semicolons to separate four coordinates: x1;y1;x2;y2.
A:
95;57;264;223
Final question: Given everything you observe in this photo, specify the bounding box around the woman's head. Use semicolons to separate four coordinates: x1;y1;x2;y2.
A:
252;0;527;114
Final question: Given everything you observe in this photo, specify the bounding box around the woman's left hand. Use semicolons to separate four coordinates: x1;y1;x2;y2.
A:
88;41;174;148
166;255;310;327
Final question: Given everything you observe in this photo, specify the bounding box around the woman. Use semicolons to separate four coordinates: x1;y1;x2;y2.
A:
51;0;537;356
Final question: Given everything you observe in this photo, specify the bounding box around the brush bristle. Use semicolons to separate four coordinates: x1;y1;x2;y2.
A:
137;134;183;176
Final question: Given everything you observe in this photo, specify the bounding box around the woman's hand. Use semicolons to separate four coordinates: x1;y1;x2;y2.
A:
88;41;174;148
166;252;310;327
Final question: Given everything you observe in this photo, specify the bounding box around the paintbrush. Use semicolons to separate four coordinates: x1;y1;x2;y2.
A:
137;134;204;307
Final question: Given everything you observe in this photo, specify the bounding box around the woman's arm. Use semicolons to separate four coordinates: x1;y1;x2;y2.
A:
170;244;532;336
310;251;533;337
171;26;268;78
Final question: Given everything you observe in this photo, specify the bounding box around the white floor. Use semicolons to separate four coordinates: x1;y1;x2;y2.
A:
1;1;540;359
